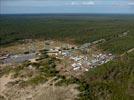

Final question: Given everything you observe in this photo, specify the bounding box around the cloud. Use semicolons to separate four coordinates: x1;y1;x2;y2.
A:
69;1;95;6
128;2;134;6
82;1;95;5
109;1;134;7
70;2;77;6
68;1;133;7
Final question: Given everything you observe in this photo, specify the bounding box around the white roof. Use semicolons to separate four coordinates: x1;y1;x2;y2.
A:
73;67;80;70
72;63;81;68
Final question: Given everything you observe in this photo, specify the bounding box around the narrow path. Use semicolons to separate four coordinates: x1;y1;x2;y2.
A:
127;48;134;53
121;48;134;57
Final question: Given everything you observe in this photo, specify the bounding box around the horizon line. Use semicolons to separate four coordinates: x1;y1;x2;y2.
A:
1;13;134;15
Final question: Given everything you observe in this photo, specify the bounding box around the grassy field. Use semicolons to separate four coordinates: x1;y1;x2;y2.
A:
0;14;134;54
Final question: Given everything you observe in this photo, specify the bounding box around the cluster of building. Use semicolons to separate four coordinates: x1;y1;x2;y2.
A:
0;40;114;73
69;53;113;71
44;43;114;72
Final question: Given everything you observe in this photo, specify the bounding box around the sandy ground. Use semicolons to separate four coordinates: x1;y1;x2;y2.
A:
0;40;45;54
0;39;76;55
0;75;79;100
0;74;13;100
0;39;85;100
34;85;79;100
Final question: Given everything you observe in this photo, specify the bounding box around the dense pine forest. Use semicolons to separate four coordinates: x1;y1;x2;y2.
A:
0;14;134;54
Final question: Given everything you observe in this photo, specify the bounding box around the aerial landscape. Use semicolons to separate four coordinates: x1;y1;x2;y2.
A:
0;0;134;100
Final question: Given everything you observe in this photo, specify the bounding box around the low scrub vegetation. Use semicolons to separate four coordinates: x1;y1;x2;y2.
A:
1;55;58;86
81;51;134;100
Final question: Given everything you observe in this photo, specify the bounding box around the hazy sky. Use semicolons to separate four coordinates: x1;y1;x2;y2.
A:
0;0;134;14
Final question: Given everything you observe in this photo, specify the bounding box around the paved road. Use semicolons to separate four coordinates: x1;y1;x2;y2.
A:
3;53;36;64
